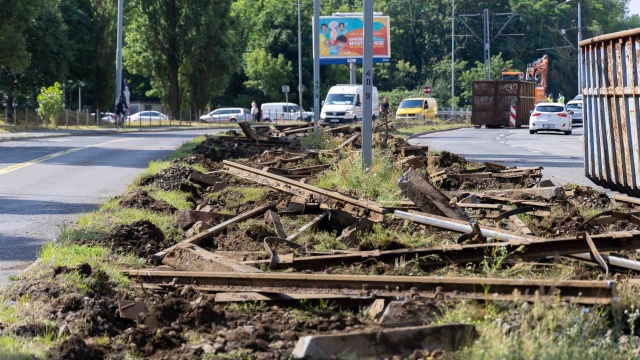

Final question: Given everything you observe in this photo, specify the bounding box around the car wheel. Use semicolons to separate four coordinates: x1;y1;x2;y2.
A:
565;129;572;135
529;130;537;134
353;117;358;123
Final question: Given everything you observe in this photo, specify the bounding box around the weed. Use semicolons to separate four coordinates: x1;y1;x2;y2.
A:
0;334;56;359
228;301;269;314
168;136;207;160
146;188;194;210
313;149;406;203
389;123;469;139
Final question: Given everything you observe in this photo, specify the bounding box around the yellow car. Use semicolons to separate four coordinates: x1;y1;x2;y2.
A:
395;98;438;120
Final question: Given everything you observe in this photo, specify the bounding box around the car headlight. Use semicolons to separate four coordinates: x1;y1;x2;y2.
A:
346;111;354;115
320;113;326;119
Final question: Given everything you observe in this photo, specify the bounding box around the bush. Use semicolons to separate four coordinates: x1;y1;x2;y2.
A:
36;83;64;125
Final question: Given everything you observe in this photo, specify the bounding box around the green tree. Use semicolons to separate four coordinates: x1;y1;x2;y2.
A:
243;49;293;101
37;82;64;124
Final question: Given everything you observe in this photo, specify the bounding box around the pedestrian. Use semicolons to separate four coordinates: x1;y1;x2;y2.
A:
558;93;565;104
251;101;260;122
379;98;390;122
547;93;553;102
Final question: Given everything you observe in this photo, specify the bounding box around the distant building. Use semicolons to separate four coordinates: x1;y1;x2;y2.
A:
128;101;163;115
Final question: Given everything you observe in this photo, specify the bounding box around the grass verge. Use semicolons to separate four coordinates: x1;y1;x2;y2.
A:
390;122;470;139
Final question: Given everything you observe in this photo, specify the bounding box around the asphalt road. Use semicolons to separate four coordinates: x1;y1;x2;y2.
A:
409;125;609;192
0;129;225;286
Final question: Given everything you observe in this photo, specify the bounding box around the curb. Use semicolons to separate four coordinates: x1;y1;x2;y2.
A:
0;126;234;143
405;125;472;141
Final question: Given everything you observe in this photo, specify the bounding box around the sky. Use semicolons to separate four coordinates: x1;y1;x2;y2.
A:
629;1;640;16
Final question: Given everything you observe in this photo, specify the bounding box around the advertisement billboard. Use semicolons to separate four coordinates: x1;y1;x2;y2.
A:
318;16;391;64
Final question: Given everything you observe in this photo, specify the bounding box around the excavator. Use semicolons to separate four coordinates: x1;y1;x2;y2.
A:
501;55;549;103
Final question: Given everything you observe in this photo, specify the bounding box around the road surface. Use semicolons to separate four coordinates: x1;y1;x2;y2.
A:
409;125;608;192
0;129;225;286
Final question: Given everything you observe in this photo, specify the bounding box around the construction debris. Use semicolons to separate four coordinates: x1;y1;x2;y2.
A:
291;323;478;359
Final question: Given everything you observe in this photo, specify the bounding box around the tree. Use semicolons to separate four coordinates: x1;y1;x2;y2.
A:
0;0;42;73
243;49;293;101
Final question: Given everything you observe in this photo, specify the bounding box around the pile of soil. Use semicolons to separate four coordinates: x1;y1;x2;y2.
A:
139;163;199;195
566;185;612;209
119;189;176;213
81;220;174;259
430;151;467;168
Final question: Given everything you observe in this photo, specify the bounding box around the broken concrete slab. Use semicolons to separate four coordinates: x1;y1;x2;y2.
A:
162;244;262;273
378;301;440;328
398;156;427;170
174;210;234;230
291;323;477;359
366;299;386;320
483;186;565;200
536;179;555;188
398;169;468;221
184;221;206;237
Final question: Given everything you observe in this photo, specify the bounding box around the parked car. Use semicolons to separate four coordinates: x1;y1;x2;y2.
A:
529;102;572;135
128;111;168;122
565;100;583;124
199;108;251;123
573;94;583;101
90;112;116;123
395;98;438;120
261;103;313;122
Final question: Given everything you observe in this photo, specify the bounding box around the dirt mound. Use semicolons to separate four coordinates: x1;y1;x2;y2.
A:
566;185;611;209
80;220;174;259
431;151;467;168
139;164;199;195
2;323;56;337
119;189;176;213
47;334;105;360
180;154;221;172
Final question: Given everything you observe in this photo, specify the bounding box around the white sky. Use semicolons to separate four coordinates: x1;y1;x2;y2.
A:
629;0;640;16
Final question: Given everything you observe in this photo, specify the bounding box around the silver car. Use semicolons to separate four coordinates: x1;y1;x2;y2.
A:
200;108;251;123
566;100;583;124
128;111;168;122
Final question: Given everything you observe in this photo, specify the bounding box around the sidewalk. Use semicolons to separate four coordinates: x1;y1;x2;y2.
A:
0;126;229;143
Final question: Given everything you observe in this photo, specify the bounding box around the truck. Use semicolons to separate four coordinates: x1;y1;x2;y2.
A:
320;85;379;123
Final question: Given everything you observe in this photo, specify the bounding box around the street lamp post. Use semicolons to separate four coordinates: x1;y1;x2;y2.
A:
297;0;303;122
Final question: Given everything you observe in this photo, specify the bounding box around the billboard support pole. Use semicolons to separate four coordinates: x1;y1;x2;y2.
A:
362;0;373;169
313;0;320;137
349;63;356;85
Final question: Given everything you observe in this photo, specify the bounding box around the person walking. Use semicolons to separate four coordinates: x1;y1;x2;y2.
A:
251;101;260;122
547;93;553;103
557;93;565;104
379;98;390;122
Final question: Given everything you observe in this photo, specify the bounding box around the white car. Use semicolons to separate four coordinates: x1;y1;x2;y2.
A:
573;94;583;101
566;100;583;124
128;111;168;122
529;102;572;135
200;108;251;123
261;103;313;122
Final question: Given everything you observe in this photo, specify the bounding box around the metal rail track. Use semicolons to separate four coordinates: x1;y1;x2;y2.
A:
222;160;386;222
123;270;615;305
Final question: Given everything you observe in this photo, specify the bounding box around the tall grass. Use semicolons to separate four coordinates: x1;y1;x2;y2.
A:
314;149;406;203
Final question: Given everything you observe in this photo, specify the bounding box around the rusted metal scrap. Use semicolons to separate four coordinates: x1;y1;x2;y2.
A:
222;160;386;222
123;270;616;305
152;201;277;261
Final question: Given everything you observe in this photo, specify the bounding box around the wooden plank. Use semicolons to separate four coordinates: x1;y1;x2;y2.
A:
286;212;329;241
333;133;361;153
238;122;260;142
188;170;223;187
152;201;276;261
398;169;468;221
163;244;262;273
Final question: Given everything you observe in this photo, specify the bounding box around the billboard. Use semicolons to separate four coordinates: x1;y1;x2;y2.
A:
318;16;391;64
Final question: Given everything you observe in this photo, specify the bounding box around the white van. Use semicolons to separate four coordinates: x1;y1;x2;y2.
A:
261;102;313;122
321;85;379;123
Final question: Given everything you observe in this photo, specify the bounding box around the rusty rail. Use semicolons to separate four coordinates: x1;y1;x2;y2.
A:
123;270;615;305
222;160;386;222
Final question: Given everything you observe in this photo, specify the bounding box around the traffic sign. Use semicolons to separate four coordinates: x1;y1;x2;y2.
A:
423;86;431;94
282;85;290;93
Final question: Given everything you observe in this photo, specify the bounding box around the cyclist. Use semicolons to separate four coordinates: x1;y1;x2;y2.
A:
114;94;128;129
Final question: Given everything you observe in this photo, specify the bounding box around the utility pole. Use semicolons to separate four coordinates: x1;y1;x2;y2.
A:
313;0;320;136
297;0;303;121
577;1;582;94
362;0;373;168
483;9;490;79
459;10;520;80
115;0;124;102
451;0;455;116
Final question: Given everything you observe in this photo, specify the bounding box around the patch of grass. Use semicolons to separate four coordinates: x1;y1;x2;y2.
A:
441;300;632;359
147;188;194;210
228;301;269;314
0;334;57;359
205;186;271;210
390;123;469;139
169;136;207;161
297;231;344;252
313;149;406;203
359;223;432;250
132;160;171;186
77;198;182;239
